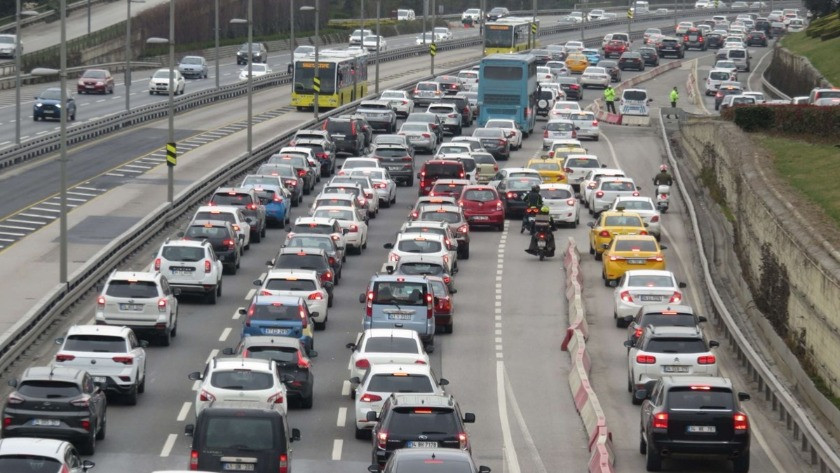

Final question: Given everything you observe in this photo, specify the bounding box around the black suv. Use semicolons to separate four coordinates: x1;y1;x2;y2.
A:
3;366;107;455
368;393;475;468
636;376;751;472
371;145;415;186
745;30;768;46
269;247;336;300
224;337;316;408
439;96;473;127
185;401;300;472
323;117;365;156
706;32;725;49
183;220;241;274
557;76;583;100
656;37;685;59
209;187;267;243
638;47;660;66
236;42;268;65
682;28;707;51
283;232;345;279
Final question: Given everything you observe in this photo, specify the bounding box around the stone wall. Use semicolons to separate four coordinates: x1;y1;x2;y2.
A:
676;119;840;430
765;43;834;97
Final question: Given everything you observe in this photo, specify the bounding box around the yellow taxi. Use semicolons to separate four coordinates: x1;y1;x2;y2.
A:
602;235;665;286
526;157;567;183
588;210;649;259
565;53;589;73
548;144;587;160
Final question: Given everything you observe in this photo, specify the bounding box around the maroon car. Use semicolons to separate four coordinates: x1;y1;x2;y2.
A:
77;69;114;94
603;39;628;58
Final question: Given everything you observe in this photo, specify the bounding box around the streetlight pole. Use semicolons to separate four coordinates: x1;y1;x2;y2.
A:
290;0;295;74
375;0;380;94
125;0;145;112
215;0;220;89
301;5;319;120
14;4;36;146
533;0;537;48
61;0;68;283
146;1;175;204
430;0;435;75
422;0;427;45
231;1;253;158
361;0;365;32
87;0;91;34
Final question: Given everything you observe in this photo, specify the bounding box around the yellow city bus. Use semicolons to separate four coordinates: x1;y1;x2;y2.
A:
484;17;540;55
291;50;368;110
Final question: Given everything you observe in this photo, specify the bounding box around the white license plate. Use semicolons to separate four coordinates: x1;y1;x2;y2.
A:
407;441;438;448
93;376;107;383
85;85;94;89
388;314;412;320
263;328;291;335
120;303;143;311
639;295;662;302
663;365;689;373
171;270;189;275
32;419;60;426
687;425;716;433
537;240;547;248
472;216;489;220
628;259;646;264
223;464;255;471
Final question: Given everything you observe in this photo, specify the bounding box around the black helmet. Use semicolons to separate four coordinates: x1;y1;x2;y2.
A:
531;185;540;192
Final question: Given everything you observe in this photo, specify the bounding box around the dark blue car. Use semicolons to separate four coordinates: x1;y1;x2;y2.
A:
241;294;313;351
33;87;76;121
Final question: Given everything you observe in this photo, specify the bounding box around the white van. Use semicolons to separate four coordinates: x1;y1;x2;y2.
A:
726;48;751;72
619;88;650;116
397;9;416;21
632;1;650;13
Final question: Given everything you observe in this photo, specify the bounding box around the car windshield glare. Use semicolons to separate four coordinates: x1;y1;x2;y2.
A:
204;417;275;450
64;335;126;353
604;216;643;227
162;246;204;262
667;387;734;410
644;338;707;353
106;280;158;298
264;278;316;292
615;240;657;251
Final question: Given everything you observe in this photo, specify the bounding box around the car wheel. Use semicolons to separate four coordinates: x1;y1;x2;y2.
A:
300;392;314;409
125;386;138;405
445;322;453;334
252;231;261;244
732;452;750;473
33;115;38;121
407;176;414;186
355;426;370;439
497;223;504;231
96;416;107;440
459;243;470;260
645;441;662;471
138;372;146;393
71;112;76;121
328;294;334;308
315;317;327;330
79;431;96;455
159;328;171;347
639;432;647;454
149;90;154;95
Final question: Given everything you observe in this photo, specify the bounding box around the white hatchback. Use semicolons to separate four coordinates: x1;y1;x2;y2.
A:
313;206;369;254
613;270;686;320
346;329;430;386
189;357;287;416
254;269;329;327
540;183;580;227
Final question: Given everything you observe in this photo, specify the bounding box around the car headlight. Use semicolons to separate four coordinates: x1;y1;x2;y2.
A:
55;104;61;108
35;103;43;108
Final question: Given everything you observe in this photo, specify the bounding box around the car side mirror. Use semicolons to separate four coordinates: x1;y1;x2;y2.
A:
265;259;274;266
176;231;185;238
55;337;64;345
285;226;292;232
623;339;634;348
222;347;235;355
82;460;95;471
342;228;350;235
659;245;668;250
350;376;361;385
709;340;720;348
738;392;751;402
575;126;581;130
463;412;476;423
450;288;458;294
184;424;195;436
383;242;394;249
608;279;617;287
187;371;203;381
601;164;607;168
7;379;17;388
368;465;381;473
385;265;395;275
366;410;378;422
678;282;687;288
291;428;301;442
439;378;450;386
253;278;263;286
140;340;150;348
238;307;247;316
698;316;708;323
310;312;319;318
358;293;366;303
623;315;634;324
478;467;492;473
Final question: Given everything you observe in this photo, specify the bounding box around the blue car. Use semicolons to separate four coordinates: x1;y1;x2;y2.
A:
241;294;314;351
581;48;602;66
33;87;76;121
252;184;290;226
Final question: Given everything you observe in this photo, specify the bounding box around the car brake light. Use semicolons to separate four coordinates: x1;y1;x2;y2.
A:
457;224;469;234
279;453;288;473
595;191;604;198
498;139;506;146
572;130;577;138
247;203;258;210
55;354;75;362
154;258;161;271
190;450;199;470
199;389;216;402
650;215;660;223
426;293;434;319
267;392;284;404
112;356;134;365
599;230;610;237
96;295;106;309
70;396;91;408
80;419;91;431
653;412;668;429
223;238;236;249
360;393;382;402
669;291;682;303
443;275;451;285
308;292;324;300
355;358;371;369
620;291;633;303
374;182;387;189
6;393;23;405
496;201;504;211
698;355;716;364
636;354;656;364
543;129;549;138
506;192;515;199
349;224;359;233
297;350;311;369
204;260;212;273
232;224;240;232
592;120;599;126
377;431;388;449
733;413;749;430
299;307;309;329
158;298;167;312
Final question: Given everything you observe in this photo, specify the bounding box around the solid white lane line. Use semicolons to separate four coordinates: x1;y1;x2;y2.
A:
337;407;347;427
159;433;177;457
67;191;97;197
341;380;351;396
177;402;192;421
105;173;125;177
331;439;343;461
66;197;87;202
245;288;255;300
504;368;549;473
75;186;106;192
219;328;232;342
0;224;34;231
0;231;25;236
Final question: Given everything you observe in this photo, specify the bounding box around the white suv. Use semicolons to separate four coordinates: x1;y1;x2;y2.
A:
54;325;149;405
254;269;329;329
153;239;224;304
385;233;454;274
95;271;179;346
189;357;288;416
588;176;640;214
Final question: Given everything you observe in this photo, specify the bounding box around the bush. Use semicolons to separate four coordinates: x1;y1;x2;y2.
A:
733;106;775;131
821;25;840;40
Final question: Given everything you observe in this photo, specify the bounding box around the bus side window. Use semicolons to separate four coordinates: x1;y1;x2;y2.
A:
338;72;344;87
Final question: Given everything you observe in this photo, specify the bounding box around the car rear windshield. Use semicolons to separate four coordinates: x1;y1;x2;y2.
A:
438;145;470;155
243;346;298;363
622;90;648;101
211;193;251;206
710;71;730;80
628;275;673;287
463;189;496;202
211;369;274;390
667;387;734;410
398;237;445;252
204;417;276;450
162;246;205;262
424;163;463;177
264;278;316;291
541;188;573;199
729;50;746;58
372;281;428;305
546;121;574;131
365;337;419;353
530;162;561;171
64;335;126;353
428;106;454;114
195;212;235;224
375;148;410;157
643;338;707;353
106;280;159;298
604;216;643;227
368;374;434;393
275;254;327;270
292;224;333;235
250;303;300;321
399;263;445;276
0;457;63;472
17;381;81;398
566;158;599;168
602;181;636;191
614;240;657;251
256;190;279;204
417;82;438;91
451;159;475;172
324;186;360;197
326;121;353;134
389;407;459;435
473;128;503;138
314;209;355;221
186;225;228;240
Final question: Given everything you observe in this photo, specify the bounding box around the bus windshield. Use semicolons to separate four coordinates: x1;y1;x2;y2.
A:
485;25;513;47
294;62;337;94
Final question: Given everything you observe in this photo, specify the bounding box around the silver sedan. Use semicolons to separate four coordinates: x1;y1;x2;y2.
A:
350;167;398;208
580;66;611;89
379;89;414;117
398;122;438;153
568;110;601;141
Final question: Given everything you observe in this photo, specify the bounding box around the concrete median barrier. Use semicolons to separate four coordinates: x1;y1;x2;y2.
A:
590;59;684;126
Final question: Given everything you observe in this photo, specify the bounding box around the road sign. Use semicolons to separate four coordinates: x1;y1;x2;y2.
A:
313;77;321;93
531;22;538;34
429;43;437;56
627;9;634;18
166;142;176;167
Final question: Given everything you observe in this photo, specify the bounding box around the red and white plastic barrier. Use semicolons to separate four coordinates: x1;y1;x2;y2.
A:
561;237;616;473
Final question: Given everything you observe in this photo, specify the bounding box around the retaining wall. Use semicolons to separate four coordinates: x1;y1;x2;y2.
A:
764;43;834;98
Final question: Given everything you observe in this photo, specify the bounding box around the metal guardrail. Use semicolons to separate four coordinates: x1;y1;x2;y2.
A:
659;116;840;473
0;61;162;90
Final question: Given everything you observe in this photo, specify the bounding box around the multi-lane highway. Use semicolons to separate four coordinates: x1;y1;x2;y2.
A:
0;19;819;473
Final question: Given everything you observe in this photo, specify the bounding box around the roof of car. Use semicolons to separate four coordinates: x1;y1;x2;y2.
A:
364;328;421;339
237;336;301;349
66;325;131;338
265;268;319;280
110;270;159;282
433;179;471;185
0;437;71;457
639;303;695;314
189;219;233;229
366;363;433;376
213;356;274;371
645;324;703;337
163;238;210;248
599;209;643;219
369;273;432;283
250;294;303;306
390;393;456;407
396;254;449;266
21;365;85;383
278;247;327;256
203;400;283;414
611;234;658;243
659;375;733;389
294;216;338;225
623;269;675;278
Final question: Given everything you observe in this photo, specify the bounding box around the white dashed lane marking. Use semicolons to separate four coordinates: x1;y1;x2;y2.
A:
159;433;177;457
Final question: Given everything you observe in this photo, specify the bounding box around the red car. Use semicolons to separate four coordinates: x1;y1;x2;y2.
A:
77;69;114;94
603;40;628;58
458;185;505;231
429;275;455;333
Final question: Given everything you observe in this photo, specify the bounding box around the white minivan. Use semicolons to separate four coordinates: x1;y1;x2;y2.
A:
726;48;751;72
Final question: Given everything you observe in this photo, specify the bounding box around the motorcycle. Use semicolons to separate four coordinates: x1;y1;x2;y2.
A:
655;184;670;213
521;206;540;234
525;222;556;261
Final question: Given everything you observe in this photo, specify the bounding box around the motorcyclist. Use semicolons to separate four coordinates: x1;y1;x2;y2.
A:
521;185;544;233
526;206;556;256
653;164;673;186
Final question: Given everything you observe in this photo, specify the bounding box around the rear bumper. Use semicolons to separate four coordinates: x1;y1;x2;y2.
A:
170;282;217;294
649;434;749;457
3;426;90;444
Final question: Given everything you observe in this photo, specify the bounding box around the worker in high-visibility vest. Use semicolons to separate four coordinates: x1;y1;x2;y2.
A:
604;85;617;114
666;86;679;118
